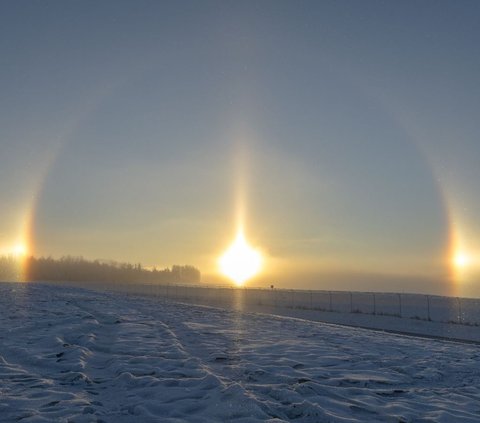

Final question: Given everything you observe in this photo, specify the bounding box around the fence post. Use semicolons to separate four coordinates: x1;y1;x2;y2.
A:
398;293;402;318
373;293;376;315
457;297;462;324
426;295;431;321
291;290;295;309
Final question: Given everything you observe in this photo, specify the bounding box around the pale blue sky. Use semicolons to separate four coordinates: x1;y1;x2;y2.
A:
1;1;479;295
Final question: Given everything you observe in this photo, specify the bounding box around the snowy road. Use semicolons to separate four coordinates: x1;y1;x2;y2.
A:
0;283;479;422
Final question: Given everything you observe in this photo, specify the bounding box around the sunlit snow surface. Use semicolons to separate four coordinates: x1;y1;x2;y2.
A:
0;283;479;422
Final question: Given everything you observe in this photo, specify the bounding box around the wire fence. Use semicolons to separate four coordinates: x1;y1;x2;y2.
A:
81;282;480;327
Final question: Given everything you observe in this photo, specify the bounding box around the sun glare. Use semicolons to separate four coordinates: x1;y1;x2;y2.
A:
454;252;470;268
12;244;27;257
219;229;262;286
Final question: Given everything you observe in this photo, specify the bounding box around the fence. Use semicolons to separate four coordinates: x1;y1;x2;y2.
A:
64;281;480;327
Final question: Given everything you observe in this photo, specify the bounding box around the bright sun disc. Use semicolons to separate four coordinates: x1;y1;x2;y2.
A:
219;230;262;285
454;252;470;268
12;244;27;257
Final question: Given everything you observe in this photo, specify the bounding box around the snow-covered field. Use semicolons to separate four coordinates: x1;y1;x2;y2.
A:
1;282;479;422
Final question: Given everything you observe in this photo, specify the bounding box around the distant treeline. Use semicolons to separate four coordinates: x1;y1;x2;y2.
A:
0;255;201;285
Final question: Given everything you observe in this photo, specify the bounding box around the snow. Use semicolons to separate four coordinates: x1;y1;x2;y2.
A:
101;282;480;343
1;282;480;422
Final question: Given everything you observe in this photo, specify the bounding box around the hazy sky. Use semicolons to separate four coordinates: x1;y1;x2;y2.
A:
1;1;480;296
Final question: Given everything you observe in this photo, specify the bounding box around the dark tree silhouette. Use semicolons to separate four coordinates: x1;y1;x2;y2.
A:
0;255;201;285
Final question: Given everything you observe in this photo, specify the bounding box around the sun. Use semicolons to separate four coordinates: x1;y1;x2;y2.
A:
219;229;262;286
